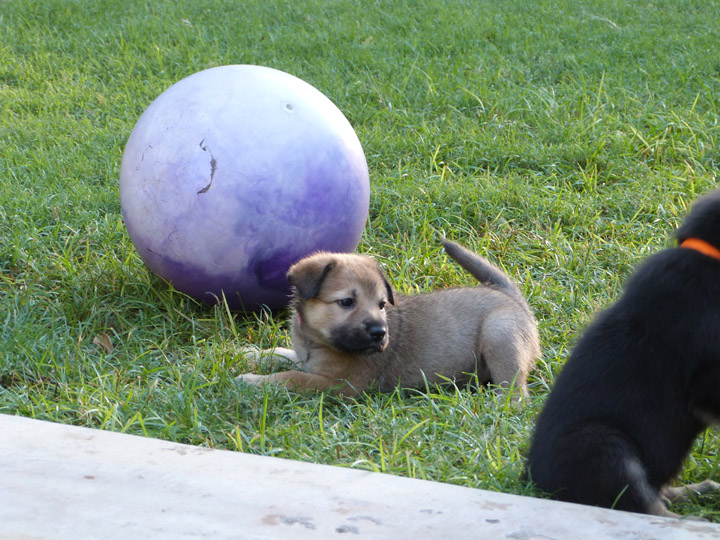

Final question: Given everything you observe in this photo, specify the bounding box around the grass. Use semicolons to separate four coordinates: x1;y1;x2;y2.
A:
2;0;720;521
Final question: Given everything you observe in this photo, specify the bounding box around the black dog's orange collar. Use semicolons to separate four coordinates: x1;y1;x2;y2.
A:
680;237;720;261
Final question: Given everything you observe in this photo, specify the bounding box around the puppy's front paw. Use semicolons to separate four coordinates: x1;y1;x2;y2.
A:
240;346;263;366
236;373;268;386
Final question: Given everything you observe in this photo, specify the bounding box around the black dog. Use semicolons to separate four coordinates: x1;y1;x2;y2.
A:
527;189;720;518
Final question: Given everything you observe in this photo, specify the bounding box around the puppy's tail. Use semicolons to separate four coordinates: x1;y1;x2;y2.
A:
442;239;524;301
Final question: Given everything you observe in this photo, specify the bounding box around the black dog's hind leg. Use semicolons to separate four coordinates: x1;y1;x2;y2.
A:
549;428;671;516
607;452;675;517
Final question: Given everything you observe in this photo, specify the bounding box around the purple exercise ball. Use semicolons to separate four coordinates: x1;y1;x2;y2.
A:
119;65;369;310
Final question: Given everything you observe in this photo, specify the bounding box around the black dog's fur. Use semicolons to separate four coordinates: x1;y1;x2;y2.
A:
526;189;720;517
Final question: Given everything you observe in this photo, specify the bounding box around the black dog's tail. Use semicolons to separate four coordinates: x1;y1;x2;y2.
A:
442;239;524;301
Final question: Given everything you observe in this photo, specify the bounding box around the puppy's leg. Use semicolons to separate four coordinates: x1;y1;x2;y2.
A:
237;347;303;386
664;480;720;504
240;346;299;366
478;316;533;400
237;370;354;394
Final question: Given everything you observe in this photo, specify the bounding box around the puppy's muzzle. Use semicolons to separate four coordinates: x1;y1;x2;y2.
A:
330;320;389;354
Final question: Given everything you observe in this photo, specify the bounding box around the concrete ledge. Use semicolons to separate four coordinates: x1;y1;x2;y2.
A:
1;413;718;539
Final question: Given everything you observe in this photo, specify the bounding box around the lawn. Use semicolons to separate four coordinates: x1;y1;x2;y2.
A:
1;0;719;520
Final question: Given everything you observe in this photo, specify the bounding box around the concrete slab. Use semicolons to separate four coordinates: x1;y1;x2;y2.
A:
1;413;718;539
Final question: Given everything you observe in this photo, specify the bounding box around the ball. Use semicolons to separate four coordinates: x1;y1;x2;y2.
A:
120;65;370;310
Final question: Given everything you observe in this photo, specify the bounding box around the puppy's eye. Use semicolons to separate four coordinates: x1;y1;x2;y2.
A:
338;298;355;308
379;301;387;310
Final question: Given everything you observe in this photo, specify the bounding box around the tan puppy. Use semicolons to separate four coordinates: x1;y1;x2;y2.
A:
237;240;540;399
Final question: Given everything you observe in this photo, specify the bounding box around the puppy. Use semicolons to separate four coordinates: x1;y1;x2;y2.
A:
526;190;720;518
237;240;540;399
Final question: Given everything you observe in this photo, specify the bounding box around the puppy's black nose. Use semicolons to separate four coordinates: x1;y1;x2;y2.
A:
367;325;387;342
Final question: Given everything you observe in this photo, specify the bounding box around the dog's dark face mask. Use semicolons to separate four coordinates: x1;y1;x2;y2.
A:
328;309;390;354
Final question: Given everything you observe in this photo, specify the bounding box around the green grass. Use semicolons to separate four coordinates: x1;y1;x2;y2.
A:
2;0;720;520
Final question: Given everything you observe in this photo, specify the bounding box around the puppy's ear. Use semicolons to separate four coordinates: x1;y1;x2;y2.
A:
378;266;395;306
384;277;395;306
287;257;336;300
